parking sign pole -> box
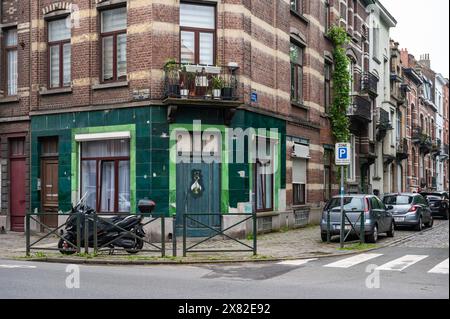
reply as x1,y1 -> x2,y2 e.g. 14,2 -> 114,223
340,166 -> 345,249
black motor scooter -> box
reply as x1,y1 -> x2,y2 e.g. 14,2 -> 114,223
58,195 -> 156,255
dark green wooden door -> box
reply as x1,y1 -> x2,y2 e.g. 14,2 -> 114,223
176,162 -> 221,237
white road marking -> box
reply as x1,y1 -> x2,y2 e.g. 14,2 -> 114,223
0,265 -> 37,269
278,258 -> 317,266
376,255 -> 428,272
428,258 -> 449,275
324,253 -> 383,268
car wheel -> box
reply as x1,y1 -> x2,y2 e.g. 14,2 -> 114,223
366,225 -> 378,243
415,217 -> 423,231
321,232 -> 328,242
387,221 -> 395,237
425,217 -> 433,228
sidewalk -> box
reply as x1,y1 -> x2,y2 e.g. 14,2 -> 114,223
0,223 -> 436,264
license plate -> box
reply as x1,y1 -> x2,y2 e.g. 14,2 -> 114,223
336,225 -> 352,230
394,217 -> 405,222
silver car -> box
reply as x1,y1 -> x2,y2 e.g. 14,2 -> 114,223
320,195 -> 395,243
382,193 -> 433,231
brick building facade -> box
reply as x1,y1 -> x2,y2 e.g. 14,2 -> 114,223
0,0 -> 447,234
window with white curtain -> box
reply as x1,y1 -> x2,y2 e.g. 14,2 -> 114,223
292,158 -> 307,205
254,137 -> 275,212
180,3 -> 215,65
48,17 -> 71,88
5,28 -> 18,95
81,139 -> 130,213
101,7 -> 127,82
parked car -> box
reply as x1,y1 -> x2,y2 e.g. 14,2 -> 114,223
420,191 -> 449,220
320,195 -> 395,244
382,193 -> 433,231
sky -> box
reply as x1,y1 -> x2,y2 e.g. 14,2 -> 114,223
381,0 -> 450,78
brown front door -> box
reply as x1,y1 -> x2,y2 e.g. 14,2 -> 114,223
40,138 -> 59,229
9,138 -> 26,232
41,159 -> 59,229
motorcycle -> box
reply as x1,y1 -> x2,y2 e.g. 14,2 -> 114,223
58,194 -> 156,255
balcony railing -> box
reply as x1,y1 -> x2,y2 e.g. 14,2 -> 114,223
163,63 -> 239,101
412,127 -> 432,154
376,108 -> 392,141
444,144 -> 449,156
361,72 -> 378,96
396,138 -> 409,160
432,138 -> 442,155
347,95 -> 371,123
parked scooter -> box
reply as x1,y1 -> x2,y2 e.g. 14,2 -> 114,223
58,194 -> 156,255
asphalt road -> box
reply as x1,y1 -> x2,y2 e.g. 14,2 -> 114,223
0,223 -> 448,299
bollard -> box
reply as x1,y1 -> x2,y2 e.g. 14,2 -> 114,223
26,214 -> 30,257
183,214 -> 187,257
172,215 -> 177,257
76,213 -> 81,253
360,211 -> 365,244
84,215 -> 89,254
327,211 -> 331,243
253,213 -> 257,256
161,215 -> 166,258
93,213 -> 98,254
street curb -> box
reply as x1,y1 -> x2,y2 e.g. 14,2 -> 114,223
9,222 -> 446,266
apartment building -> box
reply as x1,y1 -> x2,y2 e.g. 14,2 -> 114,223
0,1 -> 32,232
367,0 -> 397,195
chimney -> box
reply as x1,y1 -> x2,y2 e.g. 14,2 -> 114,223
419,53 -> 431,68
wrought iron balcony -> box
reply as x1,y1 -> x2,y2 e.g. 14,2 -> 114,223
376,108 -> 392,141
361,72 -> 379,96
347,95 -> 371,123
163,63 -> 240,102
431,138 -> 442,155
412,127 -> 432,154
396,138 -> 409,161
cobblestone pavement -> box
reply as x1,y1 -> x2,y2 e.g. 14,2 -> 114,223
396,219 -> 449,249
2,220 -> 443,261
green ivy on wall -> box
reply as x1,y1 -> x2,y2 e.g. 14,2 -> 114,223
327,26 -> 351,143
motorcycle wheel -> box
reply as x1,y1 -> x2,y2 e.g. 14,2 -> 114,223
58,237 -> 77,255
126,238 -> 144,255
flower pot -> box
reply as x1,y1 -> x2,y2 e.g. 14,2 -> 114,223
180,89 -> 189,98
167,84 -> 180,97
221,87 -> 233,100
213,89 -> 222,99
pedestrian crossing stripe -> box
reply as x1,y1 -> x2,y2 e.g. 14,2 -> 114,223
324,253 -> 383,268
428,258 -> 449,274
375,255 -> 429,272
278,259 -> 318,266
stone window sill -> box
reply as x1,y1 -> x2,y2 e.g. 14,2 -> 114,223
92,81 -> 129,90
0,96 -> 20,104
291,100 -> 309,110
291,10 -> 309,24
39,87 -> 73,96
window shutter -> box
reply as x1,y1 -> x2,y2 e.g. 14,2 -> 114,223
292,159 -> 307,184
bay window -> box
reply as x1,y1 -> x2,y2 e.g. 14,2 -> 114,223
48,18 -> 71,88
81,139 -> 130,213
101,7 -> 127,82
180,3 -> 215,65
5,28 -> 18,95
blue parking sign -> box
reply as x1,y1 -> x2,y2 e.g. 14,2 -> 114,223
335,143 -> 351,166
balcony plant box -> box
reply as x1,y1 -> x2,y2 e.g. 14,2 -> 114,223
165,59 -> 180,97
212,76 -> 224,100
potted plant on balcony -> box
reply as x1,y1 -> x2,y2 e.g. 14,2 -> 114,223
164,58 -> 180,97
179,66 -> 194,99
221,75 -> 234,100
211,75 -> 224,100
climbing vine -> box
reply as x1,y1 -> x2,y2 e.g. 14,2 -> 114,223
327,26 -> 351,143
